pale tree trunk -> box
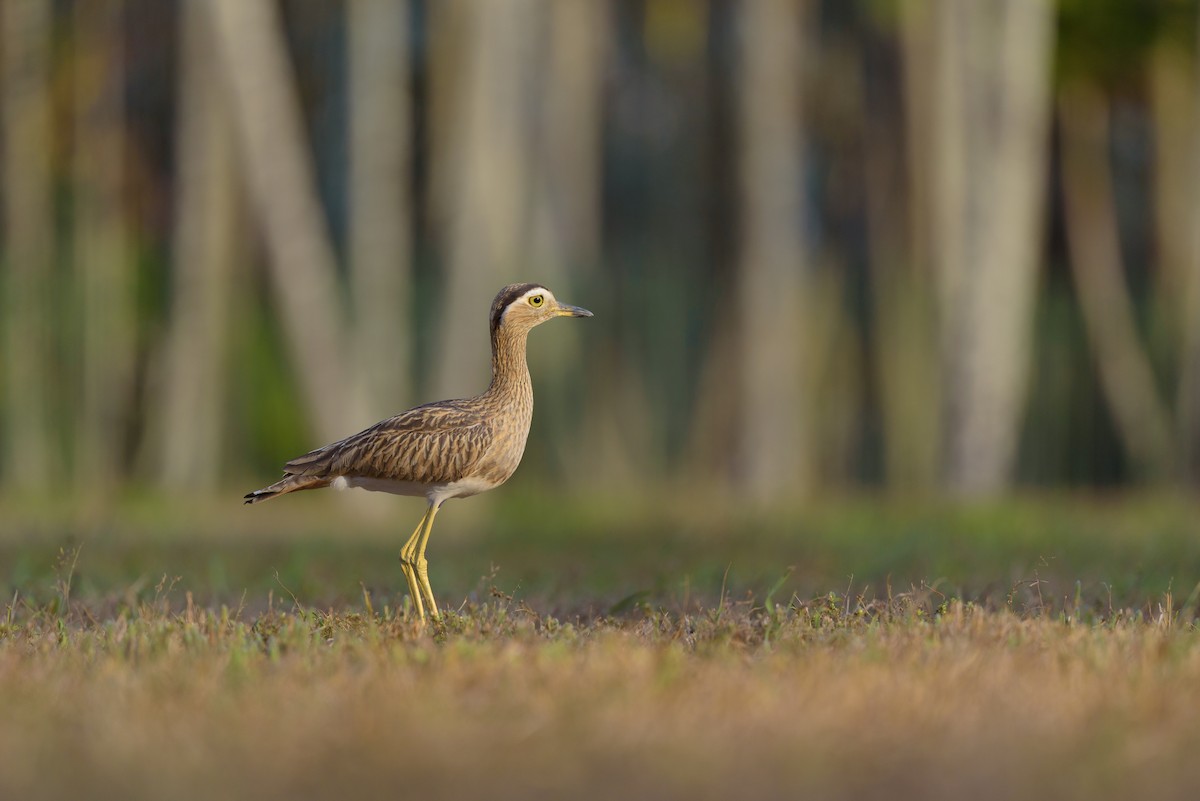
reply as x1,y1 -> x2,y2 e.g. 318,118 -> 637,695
528,0 -> 605,277
432,0 -> 538,400
1,0 -> 57,490
348,0 -> 412,420
898,3 -> 935,278
425,0 -> 467,232
1176,17 -> 1200,482
1148,43 -> 1194,333
1059,82 -> 1176,481
870,3 -> 940,492
73,0 -> 135,487
154,0 -> 239,491
928,0 -> 969,344
934,0 -> 1055,495
206,0 -> 354,444
527,0 -> 614,477
733,0 -> 811,502
871,271 -> 940,490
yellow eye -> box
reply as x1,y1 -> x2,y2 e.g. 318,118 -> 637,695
529,295 -> 544,308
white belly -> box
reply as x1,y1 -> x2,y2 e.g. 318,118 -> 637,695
332,474 -> 499,504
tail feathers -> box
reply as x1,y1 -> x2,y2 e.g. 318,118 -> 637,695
283,446 -> 333,476
243,474 -> 330,504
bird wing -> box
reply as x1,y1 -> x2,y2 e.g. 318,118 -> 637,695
282,400 -> 493,485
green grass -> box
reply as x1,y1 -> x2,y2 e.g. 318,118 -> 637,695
3,491 -> 1199,613
2,493 -> 1200,800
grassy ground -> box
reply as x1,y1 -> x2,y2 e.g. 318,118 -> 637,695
3,493 -> 1200,799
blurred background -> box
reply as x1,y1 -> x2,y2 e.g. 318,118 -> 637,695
2,0 -> 1200,511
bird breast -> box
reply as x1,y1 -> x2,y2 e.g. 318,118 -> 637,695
474,420 -> 532,487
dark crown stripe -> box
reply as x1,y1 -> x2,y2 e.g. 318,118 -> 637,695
489,282 -> 544,335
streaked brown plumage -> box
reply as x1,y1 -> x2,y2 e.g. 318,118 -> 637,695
244,283 -> 592,621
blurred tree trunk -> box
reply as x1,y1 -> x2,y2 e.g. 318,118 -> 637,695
930,0 -> 1055,495
1,0 -> 58,490
206,0 -> 354,444
348,0 -> 412,420
1176,19 -> 1200,482
73,0 -> 135,487
928,1 -> 967,355
528,0 -> 605,277
870,3 -> 940,492
732,0 -> 811,501
527,0 -> 613,477
1148,43 -> 1194,337
1059,82 -> 1175,481
432,0 -> 538,400
153,0 -> 238,491
1148,38 -> 1200,482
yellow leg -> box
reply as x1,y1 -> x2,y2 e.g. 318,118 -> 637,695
398,509 -> 429,621
415,502 -> 442,619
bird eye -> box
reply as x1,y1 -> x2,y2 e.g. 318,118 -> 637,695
529,295 -> 544,307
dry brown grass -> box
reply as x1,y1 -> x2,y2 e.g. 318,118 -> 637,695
4,589 -> 1200,801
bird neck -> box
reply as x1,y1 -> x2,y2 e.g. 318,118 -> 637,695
486,325 -> 531,399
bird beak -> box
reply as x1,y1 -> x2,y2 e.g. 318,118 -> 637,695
555,302 -> 593,318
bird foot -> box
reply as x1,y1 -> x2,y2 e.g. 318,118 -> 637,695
398,553 -> 425,622
416,558 -> 440,619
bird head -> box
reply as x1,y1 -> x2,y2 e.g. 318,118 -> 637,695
490,283 -> 593,337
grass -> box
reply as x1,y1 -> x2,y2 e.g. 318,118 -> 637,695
4,491 -> 1200,610
2,493 -> 1200,799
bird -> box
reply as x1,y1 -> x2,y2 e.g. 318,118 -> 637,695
244,283 -> 593,622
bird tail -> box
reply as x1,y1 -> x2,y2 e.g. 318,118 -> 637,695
243,474 -> 330,504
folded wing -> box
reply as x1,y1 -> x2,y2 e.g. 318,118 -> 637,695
284,401 -> 494,486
